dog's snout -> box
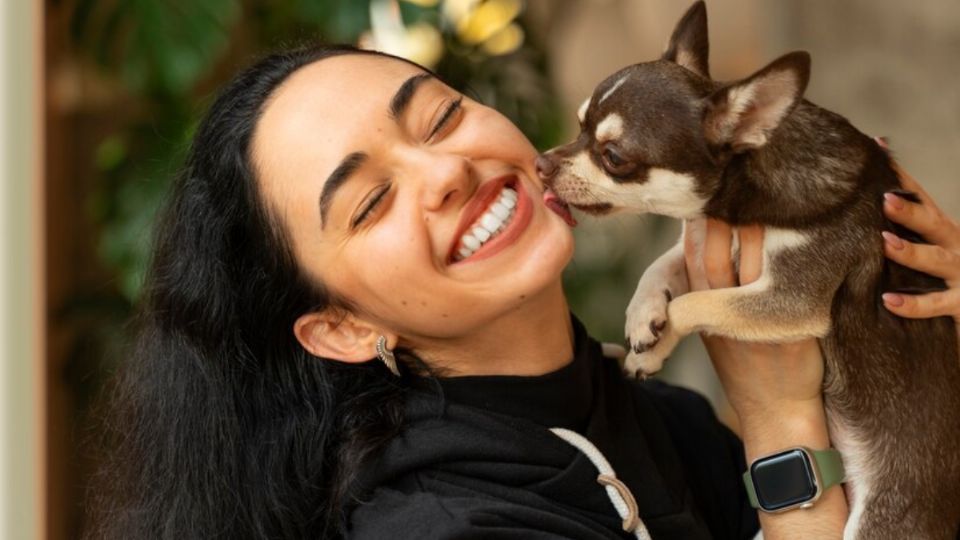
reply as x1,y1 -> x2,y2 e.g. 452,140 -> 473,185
536,154 -> 559,182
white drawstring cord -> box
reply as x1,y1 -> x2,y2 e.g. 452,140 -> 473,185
550,427 -> 652,540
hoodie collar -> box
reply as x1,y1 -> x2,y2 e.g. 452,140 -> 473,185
411,315 -> 599,432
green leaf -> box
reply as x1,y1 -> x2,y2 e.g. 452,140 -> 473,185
95,135 -> 127,171
71,0 -> 240,95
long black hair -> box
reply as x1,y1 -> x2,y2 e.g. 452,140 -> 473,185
87,45 -> 418,539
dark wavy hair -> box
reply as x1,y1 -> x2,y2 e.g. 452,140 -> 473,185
86,45 -> 422,539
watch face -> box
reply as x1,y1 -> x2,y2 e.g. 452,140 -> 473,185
751,449 -> 818,511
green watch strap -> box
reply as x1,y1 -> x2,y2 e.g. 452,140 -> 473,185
742,448 -> 845,509
744,470 -> 760,508
811,448 -> 846,490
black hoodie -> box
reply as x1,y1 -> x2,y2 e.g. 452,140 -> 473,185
348,317 -> 759,539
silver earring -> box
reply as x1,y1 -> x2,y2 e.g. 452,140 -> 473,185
376,335 -> 400,376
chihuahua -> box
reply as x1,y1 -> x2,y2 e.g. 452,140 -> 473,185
537,2 -> 960,538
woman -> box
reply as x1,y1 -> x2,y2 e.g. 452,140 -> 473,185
87,45 -> 960,539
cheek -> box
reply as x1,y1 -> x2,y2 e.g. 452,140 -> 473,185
461,107 -> 537,164
333,217 -> 440,311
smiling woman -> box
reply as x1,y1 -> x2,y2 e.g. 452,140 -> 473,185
85,43 -> 877,540
251,52 -> 577,376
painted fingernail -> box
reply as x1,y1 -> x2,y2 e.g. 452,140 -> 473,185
881,231 -> 904,249
884,192 -> 905,210
882,293 -> 904,307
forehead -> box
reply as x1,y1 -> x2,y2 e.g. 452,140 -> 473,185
582,62 -> 719,166
592,61 -> 707,115
265,53 -> 425,117
252,54 -> 427,195
587,62 -> 710,138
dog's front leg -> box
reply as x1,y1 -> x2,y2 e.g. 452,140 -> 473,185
625,280 -> 832,376
625,241 -> 688,362
623,219 -> 705,377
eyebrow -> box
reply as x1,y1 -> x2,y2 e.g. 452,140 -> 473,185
319,73 -> 434,228
319,151 -> 367,227
390,73 -> 432,120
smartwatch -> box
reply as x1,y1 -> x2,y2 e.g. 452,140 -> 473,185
742,447 -> 845,513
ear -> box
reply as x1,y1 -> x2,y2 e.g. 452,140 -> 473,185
703,51 -> 811,151
293,310 -> 393,363
662,1 -> 710,78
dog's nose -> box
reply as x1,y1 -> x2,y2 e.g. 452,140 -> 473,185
535,154 -> 558,181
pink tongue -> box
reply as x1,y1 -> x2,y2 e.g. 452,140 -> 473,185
543,190 -> 578,227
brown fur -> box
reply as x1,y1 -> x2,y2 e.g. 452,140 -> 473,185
538,3 -> 960,538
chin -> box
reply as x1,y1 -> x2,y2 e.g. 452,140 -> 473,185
514,221 -> 574,289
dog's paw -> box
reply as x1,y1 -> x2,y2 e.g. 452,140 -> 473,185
622,316 -> 681,380
622,347 -> 669,379
625,288 -> 671,354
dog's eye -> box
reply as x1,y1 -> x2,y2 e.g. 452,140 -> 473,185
601,147 -> 628,171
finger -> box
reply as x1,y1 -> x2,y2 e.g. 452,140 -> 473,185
888,158 -> 931,203
703,219 -> 736,289
882,288 -> 960,320
684,218 -> 710,291
882,231 -> 960,281
737,225 -> 764,285
877,145 -> 960,250
883,192 -> 960,251
875,137 -> 932,201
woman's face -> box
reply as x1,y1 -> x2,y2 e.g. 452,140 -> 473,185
253,54 -> 574,349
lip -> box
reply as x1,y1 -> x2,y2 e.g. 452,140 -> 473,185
570,202 -> 614,215
446,174 -> 532,265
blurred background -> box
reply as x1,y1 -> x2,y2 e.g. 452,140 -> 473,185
2,0 -> 958,538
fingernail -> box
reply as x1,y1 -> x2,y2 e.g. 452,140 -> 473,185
882,293 -> 904,307
881,231 -> 904,249
884,192 -> 905,210
875,136 -> 890,149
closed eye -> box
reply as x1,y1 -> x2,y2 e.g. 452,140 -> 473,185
351,182 -> 391,228
426,97 -> 463,142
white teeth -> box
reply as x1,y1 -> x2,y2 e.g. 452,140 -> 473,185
480,213 -> 502,232
490,202 -> 510,220
472,226 -> 491,242
453,184 -> 520,262
462,234 -> 481,251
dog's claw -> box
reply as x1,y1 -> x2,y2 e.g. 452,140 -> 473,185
630,320 -> 665,354
649,319 -> 666,339
632,340 -> 651,354
625,282 -> 673,378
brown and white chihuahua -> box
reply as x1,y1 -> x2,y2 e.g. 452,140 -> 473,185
537,2 -> 960,538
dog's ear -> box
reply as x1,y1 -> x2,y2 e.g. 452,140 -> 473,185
662,1 -> 710,78
703,51 -> 811,151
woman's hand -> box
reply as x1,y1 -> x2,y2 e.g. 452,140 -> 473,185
687,219 -> 847,539
879,155 -> 960,334
685,220 -> 824,429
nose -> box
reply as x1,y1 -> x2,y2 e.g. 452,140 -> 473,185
535,154 -> 558,183
417,151 -> 473,212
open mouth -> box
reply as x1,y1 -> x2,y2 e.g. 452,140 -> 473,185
452,184 -> 518,262
448,176 -> 529,265
570,202 -> 613,215
543,188 -> 577,226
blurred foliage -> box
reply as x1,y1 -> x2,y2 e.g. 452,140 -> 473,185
70,0 -> 565,305
71,0 -> 239,95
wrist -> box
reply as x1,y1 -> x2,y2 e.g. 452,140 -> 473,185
739,399 -> 847,538
737,397 -> 831,461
